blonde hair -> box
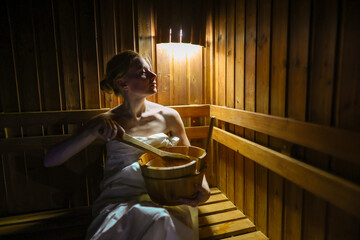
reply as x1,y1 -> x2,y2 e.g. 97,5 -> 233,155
100,50 -> 141,96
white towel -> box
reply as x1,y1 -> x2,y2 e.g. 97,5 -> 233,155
86,133 -> 198,240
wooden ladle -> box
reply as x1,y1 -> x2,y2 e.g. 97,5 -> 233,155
115,133 -> 198,164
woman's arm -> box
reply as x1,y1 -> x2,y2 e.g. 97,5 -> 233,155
44,115 -> 123,167
164,108 -> 210,206
165,108 -> 190,146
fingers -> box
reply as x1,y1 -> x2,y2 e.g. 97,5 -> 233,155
178,184 -> 211,207
113,121 -> 125,138
98,119 -> 124,142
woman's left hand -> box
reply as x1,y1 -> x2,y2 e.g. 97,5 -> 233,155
178,182 -> 210,207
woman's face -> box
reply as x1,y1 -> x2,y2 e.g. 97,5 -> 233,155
121,57 -> 157,97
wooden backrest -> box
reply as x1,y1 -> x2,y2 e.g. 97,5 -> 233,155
209,105 -> 360,218
0,105 -> 209,216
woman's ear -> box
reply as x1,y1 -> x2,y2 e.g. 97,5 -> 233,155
116,78 -> 128,91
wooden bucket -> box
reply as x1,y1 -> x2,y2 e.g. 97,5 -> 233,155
138,146 -> 206,178
143,169 -> 205,205
138,146 -> 207,205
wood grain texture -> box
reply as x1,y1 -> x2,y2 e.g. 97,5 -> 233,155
234,0 -> 245,212
210,105 -> 360,164
212,127 -> 360,218
254,0 -> 271,234
244,0 -> 256,223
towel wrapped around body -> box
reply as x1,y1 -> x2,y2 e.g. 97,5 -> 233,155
86,133 -> 199,240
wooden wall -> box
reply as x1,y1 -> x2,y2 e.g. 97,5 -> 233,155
1,0 -> 360,239
209,0 -> 360,239
0,0 -> 208,216
0,0 -> 153,216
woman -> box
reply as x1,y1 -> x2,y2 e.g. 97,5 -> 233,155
44,50 -> 210,240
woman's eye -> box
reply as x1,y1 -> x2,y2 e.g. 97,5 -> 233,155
140,69 -> 147,78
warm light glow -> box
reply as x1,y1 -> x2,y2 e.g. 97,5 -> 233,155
157,43 -> 201,60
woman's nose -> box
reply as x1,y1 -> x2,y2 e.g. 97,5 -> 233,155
147,70 -> 157,79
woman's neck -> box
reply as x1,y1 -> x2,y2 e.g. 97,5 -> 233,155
121,97 -> 147,119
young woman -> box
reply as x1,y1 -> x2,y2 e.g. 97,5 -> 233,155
44,50 -> 210,240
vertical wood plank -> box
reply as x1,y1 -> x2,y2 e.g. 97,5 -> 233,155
57,0 -> 81,111
32,0 -> 61,113
155,0 -> 171,44
283,0 -> 311,239
118,0 -> 135,51
303,0 -> 339,239
57,0 -> 88,207
189,46 -> 203,105
8,0 -> 40,113
137,0 -> 155,102
0,2 -> 17,215
213,0 -> 221,192
0,155 -> 7,215
331,0 -> 360,184
328,0 -> 360,239
226,0 -> 235,203
217,0 -> 227,196
6,0 -> 43,214
98,0 -> 118,108
78,0 -> 100,109
188,45 -> 203,148
45,0 -> 73,210
255,0 -> 271,234
156,45 -> 171,106
172,51 -> 187,105
203,0 -> 215,187
268,0 -> 289,239
204,0 -> 214,106
234,0 -> 245,212
218,0 -> 226,107
78,0 -> 102,205
244,0 -> 257,222
0,1 -> 18,114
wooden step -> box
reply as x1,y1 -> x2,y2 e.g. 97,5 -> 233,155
199,210 -> 246,227
220,231 -> 268,240
201,193 -> 228,205
210,187 -> 222,194
199,201 -> 237,216
199,218 -> 256,239
0,206 -> 92,237
199,188 -> 267,240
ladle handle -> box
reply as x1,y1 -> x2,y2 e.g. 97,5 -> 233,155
116,133 -> 192,161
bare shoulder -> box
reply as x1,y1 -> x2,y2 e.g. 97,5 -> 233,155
146,101 -> 179,118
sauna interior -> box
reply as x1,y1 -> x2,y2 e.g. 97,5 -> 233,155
0,0 -> 359,239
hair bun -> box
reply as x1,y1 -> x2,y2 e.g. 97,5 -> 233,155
100,78 -> 113,94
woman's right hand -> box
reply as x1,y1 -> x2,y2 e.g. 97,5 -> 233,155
44,115 -> 125,167
87,116 -> 125,142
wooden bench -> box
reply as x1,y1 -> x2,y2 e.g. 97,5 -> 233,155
0,188 -> 267,240
2,104 -> 358,239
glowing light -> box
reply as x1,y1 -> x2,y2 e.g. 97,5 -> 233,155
157,43 -> 201,60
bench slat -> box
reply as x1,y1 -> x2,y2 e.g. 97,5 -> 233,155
201,193 -> 228,205
0,206 -> 92,226
199,201 -> 237,216
220,231 -> 268,240
199,218 -> 256,240
199,210 -> 246,227
210,188 -> 222,194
